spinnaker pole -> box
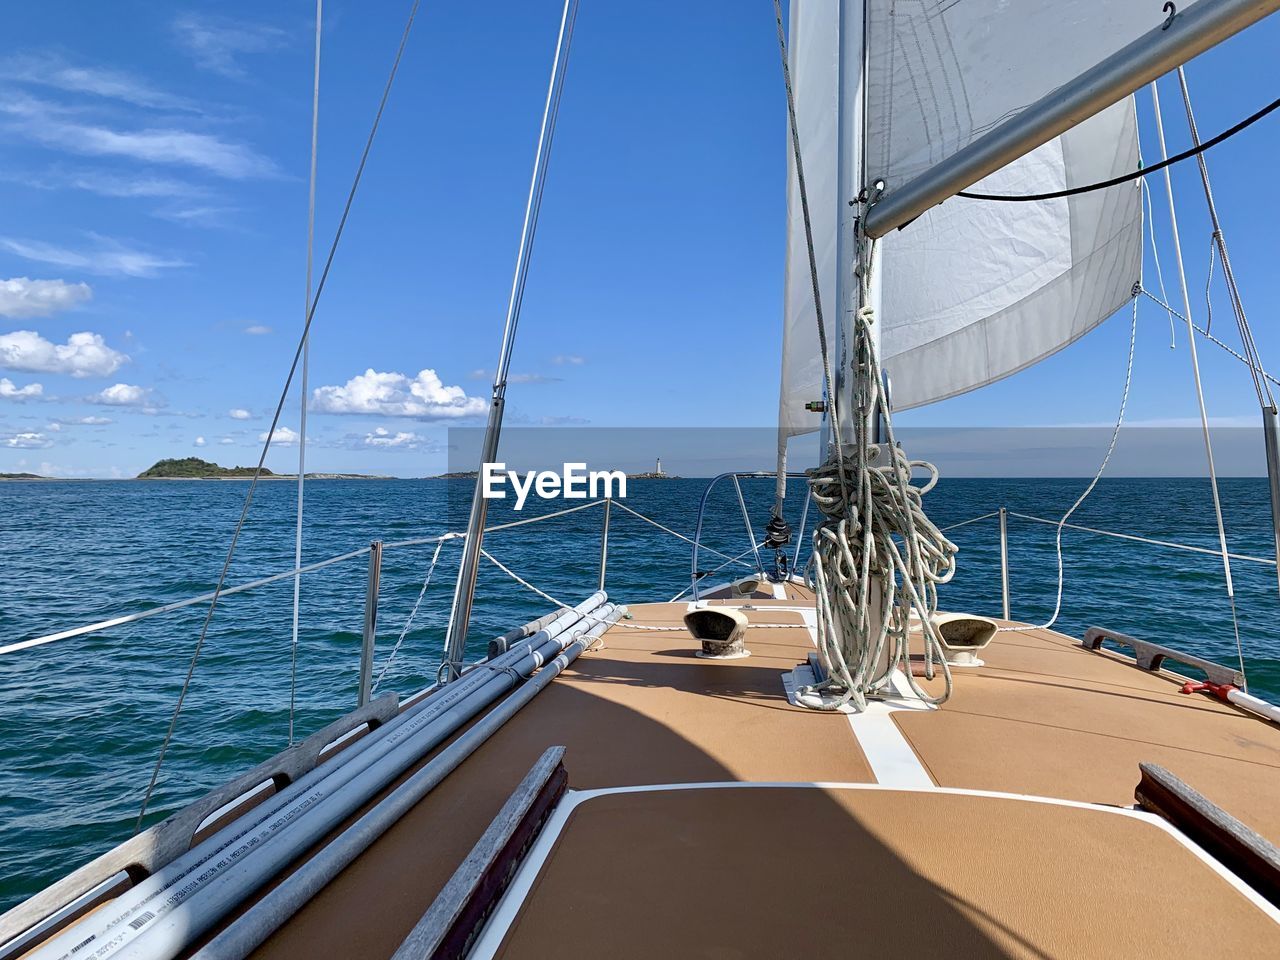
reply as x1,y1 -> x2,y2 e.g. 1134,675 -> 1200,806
442,0 -> 579,677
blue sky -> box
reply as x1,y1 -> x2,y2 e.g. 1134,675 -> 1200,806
1,2 -> 1278,478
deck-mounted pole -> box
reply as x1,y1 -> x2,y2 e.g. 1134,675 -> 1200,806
598,497 -> 611,592
999,508 -> 1011,621
358,540 -> 382,707
440,0 -> 578,679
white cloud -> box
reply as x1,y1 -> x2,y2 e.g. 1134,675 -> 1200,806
0,377 -> 42,399
0,96 -> 277,179
363,427 -> 421,449
4,431 -> 52,449
46,422 -> 61,431
194,435 -> 206,447
243,325 -> 271,335
0,277 -> 92,319
69,415 -> 112,425
12,169 -> 211,201
67,172 -> 206,199
0,236 -> 185,278
470,369 -> 560,384
312,369 -> 487,420
90,382 -> 150,406
259,425 -> 299,445
0,330 -> 127,377
228,408 -> 251,420
219,436 -> 234,445
0,53 -> 199,111
552,354 -> 586,366
172,13 -> 287,79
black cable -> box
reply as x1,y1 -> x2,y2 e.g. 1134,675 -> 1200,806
957,94 -> 1280,202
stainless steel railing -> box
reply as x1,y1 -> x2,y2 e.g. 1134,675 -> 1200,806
940,505 -> 1278,622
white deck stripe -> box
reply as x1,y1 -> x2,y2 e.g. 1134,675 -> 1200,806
843,705 -> 935,788
789,607 -> 935,788
468,781 -> 1280,958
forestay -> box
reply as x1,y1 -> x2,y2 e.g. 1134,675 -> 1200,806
777,0 -> 1143,432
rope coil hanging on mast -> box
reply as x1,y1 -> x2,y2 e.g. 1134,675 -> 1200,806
802,253 -> 959,712
771,0 -> 956,712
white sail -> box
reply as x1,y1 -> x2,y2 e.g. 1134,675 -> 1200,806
881,101 -> 1142,410
863,0 -> 1195,191
777,0 -> 1142,433
777,0 -> 840,441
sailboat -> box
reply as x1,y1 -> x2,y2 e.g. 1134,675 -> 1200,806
4,0 -> 1280,957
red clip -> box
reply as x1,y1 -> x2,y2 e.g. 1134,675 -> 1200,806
1180,679 -> 1238,702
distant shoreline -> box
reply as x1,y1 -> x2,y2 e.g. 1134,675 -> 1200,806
0,474 -> 394,482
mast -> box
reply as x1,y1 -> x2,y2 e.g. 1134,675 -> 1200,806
863,0 -> 1280,238
442,0 -> 578,677
832,0 -> 872,447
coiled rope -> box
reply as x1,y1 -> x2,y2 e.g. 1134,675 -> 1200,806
802,253 -> 959,712
771,4 -> 955,711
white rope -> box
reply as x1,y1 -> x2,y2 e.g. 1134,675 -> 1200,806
1142,178 -> 1178,349
804,241 -> 958,712
1151,79 -> 1248,691
290,0 -> 323,747
1001,296 -> 1138,634
371,539 -> 448,693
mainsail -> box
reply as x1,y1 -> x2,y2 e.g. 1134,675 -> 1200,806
777,0 -> 1143,433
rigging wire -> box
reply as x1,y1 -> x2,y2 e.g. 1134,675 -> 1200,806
955,93 -> 1280,202
290,0 -> 323,748
770,0 -> 844,517
371,539 -> 449,694
1177,66 -> 1274,411
134,0 -> 424,832
1138,287 -> 1280,391
1000,295 -> 1138,633
1150,78 -> 1249,692
442,0 -> 579,674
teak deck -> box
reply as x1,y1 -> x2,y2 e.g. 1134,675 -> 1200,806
224,583 -> 1280,959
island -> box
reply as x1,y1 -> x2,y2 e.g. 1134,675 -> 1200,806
0,472 -> 49,480
627,457 -> 678,480
138,458 -> 271,479
137,458 -> 390,480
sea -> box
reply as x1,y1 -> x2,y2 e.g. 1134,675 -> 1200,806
2,475 -> 1279,912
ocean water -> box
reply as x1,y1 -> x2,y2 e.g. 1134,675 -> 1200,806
1,475 -> 1278,911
